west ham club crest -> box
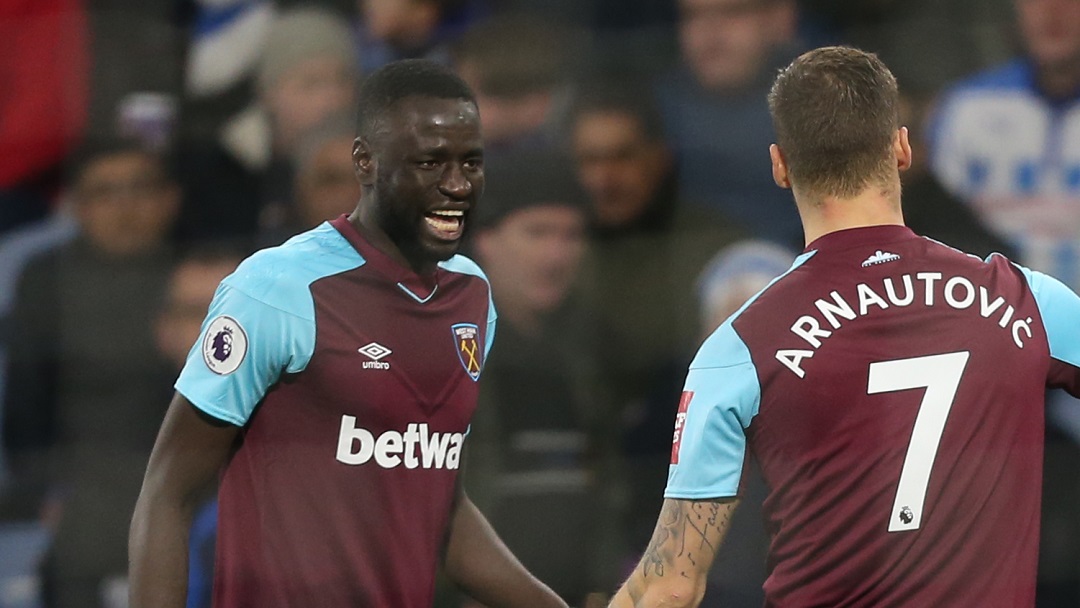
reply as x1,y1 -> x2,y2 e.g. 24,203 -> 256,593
451,323 -> 482,381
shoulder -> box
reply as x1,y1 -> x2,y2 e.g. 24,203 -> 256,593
1007,256 -> 1075,298
692,250 -> 815,370
223,223 -> 365,320
692,320 -> 754,371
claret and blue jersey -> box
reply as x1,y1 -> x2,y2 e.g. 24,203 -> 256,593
667,224 -> 1080,607
176,215 -> 496,607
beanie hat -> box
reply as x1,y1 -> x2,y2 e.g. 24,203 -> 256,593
257,8 -> 359,93
476,149 -> 588,228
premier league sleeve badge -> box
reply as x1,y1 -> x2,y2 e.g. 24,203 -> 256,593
202,315 -> 249,375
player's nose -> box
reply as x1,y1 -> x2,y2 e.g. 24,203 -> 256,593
439,163 -> 473,199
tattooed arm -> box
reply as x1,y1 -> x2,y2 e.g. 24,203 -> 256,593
609,497 -> 739,608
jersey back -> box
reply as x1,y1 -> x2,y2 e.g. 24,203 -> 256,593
667,225 -> 1080,607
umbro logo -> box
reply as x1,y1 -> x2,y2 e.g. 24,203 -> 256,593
861,250 -> 901,267
359,342 -> 392,370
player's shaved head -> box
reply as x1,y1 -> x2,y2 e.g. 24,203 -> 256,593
768,46 -> 900,200
355,59 -> 478,141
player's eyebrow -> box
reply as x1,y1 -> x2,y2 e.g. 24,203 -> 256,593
415,144 -> 483,159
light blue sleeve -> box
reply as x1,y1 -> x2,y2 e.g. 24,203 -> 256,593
1017,265 -> 1080,370
174,224 -> 363,426
175,281 -> 316,427
665,321 -> 761,500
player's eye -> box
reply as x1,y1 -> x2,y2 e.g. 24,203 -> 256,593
416,159 -> 439,170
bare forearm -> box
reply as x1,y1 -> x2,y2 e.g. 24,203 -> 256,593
608,498 -> 737,608
128,493 -> 196,608
129,396 -> 236,608
444,495 -> 567,608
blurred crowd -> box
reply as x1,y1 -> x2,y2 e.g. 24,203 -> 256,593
0,0 -> 1078,606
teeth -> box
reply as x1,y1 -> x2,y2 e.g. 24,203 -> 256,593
429,210 -> 464,217
425,214 -> 462,238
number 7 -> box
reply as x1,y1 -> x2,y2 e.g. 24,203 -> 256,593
867,351 -> 970,532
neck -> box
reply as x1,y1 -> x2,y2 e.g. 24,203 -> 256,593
349,207 -> 435,275
797,185 -> 905,247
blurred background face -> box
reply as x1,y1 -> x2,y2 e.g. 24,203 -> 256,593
73,151 -> 179,257
476,205 -> 586,316
573,110 -> 671,229
156,257 -> 240,369
678,0 -> 793,91
1017,0 -> 1080,72
266,56 -> 357,150
296,135 -> 361,227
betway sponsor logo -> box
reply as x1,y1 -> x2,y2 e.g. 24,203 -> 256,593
335,415 -> 464,469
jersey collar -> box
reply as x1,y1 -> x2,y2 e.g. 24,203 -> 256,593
330,215 -> 440,300
804,224 -> 917,254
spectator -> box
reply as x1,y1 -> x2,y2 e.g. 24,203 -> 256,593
466,151 -> 618,604
452,14 -> 580,152
176,7 -> 360,244
655,0 -> 804,247
566,81 -> 744,564
259,112 -> 361,246
2,138 -> 179,608
568,82 -> 743,422
928,0 -> 1080,289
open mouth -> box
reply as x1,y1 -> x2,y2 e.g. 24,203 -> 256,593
423,209 -> 465,241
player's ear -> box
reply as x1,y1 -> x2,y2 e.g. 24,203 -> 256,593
353,137 -> 376,186
770,144 -> 792,189
895,127 -> 913,173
